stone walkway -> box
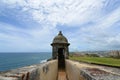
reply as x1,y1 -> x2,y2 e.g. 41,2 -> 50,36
58,70 -> 67,80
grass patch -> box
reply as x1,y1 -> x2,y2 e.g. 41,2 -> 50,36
70,56 -> 120,67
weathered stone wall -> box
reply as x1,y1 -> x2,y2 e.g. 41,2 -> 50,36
66,60 -> 120,80
0,60 -> 58,80
65,60 -> 85,80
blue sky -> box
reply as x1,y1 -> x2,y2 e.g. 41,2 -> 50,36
0,0 -> 120,52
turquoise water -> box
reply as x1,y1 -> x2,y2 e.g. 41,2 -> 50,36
0,52 -> 51,71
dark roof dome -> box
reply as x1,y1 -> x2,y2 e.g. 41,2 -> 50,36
52,31 -> 68,43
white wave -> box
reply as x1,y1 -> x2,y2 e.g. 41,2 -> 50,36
40,59 -> 47,63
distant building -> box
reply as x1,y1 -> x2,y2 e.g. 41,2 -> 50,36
109,50 -> 120,57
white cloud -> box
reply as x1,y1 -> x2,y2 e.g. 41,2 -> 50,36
0,22 -> 56,52
0,0 -> 120,51
29,0 -> 105,28
1,0 -> 105,26
80,6 -> 120,50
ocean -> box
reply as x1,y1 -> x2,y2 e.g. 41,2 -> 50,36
0,52 -> 51,71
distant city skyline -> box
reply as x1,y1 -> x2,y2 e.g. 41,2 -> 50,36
0,0 -> 120,52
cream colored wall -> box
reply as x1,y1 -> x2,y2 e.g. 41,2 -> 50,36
39,60 -> 58,80
66,60 -> 85,80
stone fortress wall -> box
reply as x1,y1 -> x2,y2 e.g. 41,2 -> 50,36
0,60 -> 58,80
66,60 -> 120,80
